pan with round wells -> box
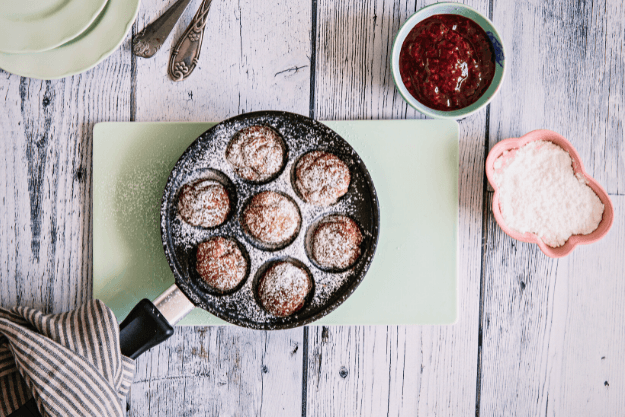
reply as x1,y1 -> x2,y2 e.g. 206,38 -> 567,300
118,111 -> 380,359
9,112 -> 380,417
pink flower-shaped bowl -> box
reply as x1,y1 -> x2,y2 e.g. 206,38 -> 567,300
485,129 -> 614,258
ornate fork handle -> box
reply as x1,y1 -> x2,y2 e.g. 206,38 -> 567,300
168,0 -> 213,81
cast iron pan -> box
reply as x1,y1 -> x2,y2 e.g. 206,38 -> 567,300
9,111 -> 380,417
161,110 -> 380,329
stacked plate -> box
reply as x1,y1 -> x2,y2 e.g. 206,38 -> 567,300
0,0 -> 141,79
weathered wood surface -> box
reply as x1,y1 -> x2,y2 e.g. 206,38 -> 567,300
129,0 -> 311,414
307,0 -> 488,415
480,195 -> 625,417
479,0 -> 625,415
130,327 -> 304,416
0,0 -> 624,415
489,0 -> 625,194
0,41 -> 132,313
313,0 -> 423,120
133,0 -> 312,121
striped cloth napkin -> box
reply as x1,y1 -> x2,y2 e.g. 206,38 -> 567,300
0,300 -> 135,417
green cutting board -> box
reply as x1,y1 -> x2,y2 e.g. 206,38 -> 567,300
93,120 -> 458,325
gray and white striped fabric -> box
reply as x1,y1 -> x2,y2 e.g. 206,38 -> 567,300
0,300 -> 135,417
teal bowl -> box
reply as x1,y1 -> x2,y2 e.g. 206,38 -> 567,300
391,3 -> 506,119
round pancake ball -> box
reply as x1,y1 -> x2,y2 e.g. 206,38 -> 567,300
294,151 -> 350,206
258,261 -> 311,317
242,191 -> 301,248
177,179 -> 230,228
225,125 -> 286,182
311,216 -> 363,270
196,237 -> 247,292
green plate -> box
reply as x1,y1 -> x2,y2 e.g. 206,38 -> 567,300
93,120 -> 458,325
0,0 -> 139,79
0,0 -> 108,53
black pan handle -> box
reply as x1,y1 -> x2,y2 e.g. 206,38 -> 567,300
121,285 -> 196,357
9,299 -> 176,417
119,298 -> 175,359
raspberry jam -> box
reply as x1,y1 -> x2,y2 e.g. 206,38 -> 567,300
399,14 -> 496,111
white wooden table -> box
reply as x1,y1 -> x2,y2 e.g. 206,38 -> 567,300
1,0 -> 624,415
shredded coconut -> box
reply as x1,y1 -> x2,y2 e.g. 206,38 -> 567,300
493,140 -> 604,247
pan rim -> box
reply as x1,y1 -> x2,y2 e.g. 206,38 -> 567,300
160,110 -> 380,330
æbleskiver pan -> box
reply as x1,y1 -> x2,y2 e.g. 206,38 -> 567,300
9,111 -> 379,417
122,110 -> 379,355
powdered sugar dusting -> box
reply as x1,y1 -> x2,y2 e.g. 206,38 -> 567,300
311,216 -> 363,270
196,237 -> 247,292
177,179 -> 230,228
258,261 -> 311,317
295,151 -> 351,206
242,191 -> 301,247
493,140 -> 604,247
160,112 -> 379,328
225,125 -> 286,182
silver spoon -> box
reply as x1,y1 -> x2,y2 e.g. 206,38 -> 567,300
133,0 -> 193,58
168,0 -> 213,81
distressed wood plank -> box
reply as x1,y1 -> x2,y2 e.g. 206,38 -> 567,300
314,0 -> 421,120
129,327 -> 303,416
129,0 -> 311,415
0,40 -> 132,313
480,0 -> 625,415
489,0 -> 625,194
1,1 -> 624,416
307,326 -> 422,415
134,0 -> 312,121
480,194 -> 625,416
308,0 -> 489,415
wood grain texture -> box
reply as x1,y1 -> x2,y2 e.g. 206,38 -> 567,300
479,195 -> 625,416
308,0 -> 489,415
480,0 -> 625,415
1,0 -> 624,416
0,40 -> 132,314
489,0 -> 625,194
313,0 -> 421,120
306,326 -> 422,416
133,0 -> 312,121
129,327 -> 304,416
128,0 -> 311,415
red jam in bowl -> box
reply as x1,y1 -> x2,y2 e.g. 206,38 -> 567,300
399,14 -> 496,111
